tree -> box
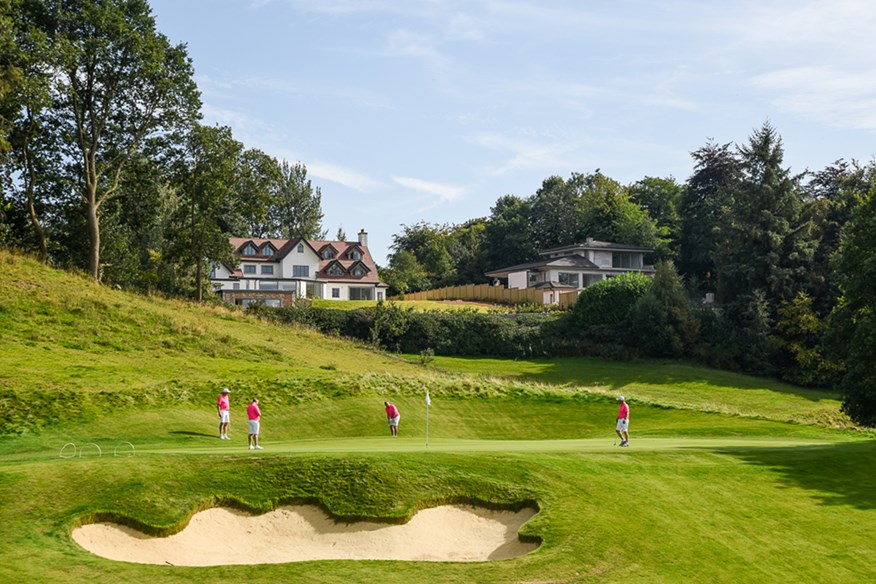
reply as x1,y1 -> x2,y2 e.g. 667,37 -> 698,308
529,175 -> 584,251
713,123 -> 814,310
268,160 -> 325,239
830,187 -> 876,425
165,124 -> 242,301
233,148 -> 283,238
629,176 -> 683,261
679,140 -> 739,294
629,261 -> 699,357
49,0 -> 200,281
573,171 -> 661,250
482,194 -> 536,271
382,249 -> 429,296
336,226 -> 347,241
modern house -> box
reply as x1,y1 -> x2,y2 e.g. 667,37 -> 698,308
485,238 -> 655,303
210,229 -> 388,307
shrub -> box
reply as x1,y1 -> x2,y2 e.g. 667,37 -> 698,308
572,272 -> 652,327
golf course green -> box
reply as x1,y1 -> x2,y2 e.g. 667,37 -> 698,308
1,251 -> 874,583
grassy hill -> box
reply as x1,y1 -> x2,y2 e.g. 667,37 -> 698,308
0,250 -> 874,584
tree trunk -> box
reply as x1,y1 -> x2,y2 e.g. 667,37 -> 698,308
26,195 -> 49,263
86,186 -> 101,282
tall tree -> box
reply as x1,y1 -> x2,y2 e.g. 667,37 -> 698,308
573,171 -> 661,250
628,176 -> 683,261
232,148 -> 283,238
268,160 -> 325,239
166,124 -> 241,302
679,141 -> 739,294
49,0 -> 200,281
714,123 -> 814,309
482,194 -> 536,271
830,186 -> 876,426
529,175 -> 583,250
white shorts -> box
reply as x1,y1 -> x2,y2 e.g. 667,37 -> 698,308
220,410 -> 230,424
388,416 -> 400,427
248,420 -> 260,435
616,418 -> 629,432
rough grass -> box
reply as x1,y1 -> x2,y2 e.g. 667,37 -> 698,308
1,250 -> 874,584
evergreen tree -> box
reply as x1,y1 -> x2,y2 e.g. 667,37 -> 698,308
714,123 -> 814,310
679,141 -> 739,295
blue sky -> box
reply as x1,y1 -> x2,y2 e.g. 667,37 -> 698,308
149,0 -> 876,264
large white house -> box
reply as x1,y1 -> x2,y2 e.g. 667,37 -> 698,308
211,229 -> 388,307
485,238 -> 655,301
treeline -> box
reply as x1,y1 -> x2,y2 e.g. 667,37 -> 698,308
0,0 -> 326,299
377,124 -> 876,426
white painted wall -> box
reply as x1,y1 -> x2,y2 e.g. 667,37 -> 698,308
508,271 -> 528,289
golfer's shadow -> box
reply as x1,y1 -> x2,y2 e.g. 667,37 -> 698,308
170,430 -> 215,438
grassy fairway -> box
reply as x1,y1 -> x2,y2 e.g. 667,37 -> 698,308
1,251 -> 874,583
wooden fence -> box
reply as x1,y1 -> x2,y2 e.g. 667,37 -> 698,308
393,283 -> 581,308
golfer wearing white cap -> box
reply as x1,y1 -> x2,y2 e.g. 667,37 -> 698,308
217,387 -> 231,440
616,395 -> 630,447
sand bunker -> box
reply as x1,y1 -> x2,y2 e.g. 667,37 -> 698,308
72,504 -> 539,565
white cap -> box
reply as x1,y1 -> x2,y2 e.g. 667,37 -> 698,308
616,395 -> 625,401
222,388 -> 231,394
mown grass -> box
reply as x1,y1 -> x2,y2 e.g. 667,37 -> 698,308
0,250 -> 874,584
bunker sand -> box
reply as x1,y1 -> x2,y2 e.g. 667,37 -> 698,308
73,504 -> 539,565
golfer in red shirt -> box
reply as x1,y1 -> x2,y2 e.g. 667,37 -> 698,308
616,395 -> 630,447
384,401 -> 400,437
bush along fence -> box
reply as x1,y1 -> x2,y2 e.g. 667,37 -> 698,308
394,283 -> 581,308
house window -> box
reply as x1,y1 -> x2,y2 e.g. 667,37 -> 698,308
261,265 -> 274,275
293,265 -> 309,277
297,243 -> 304,253
612,252 -> 642,269
352,266 -> 365,277
233,283 -> 240,290
327,264 -> 344,276
349,249 -> 362,260
332,288 -> 340,298
558,272 -> 580,288
243,265 -> 256,274
260,281 -> 278,290
262,246 -> 274,257
350,287 -> 373,300
242,243 -> 257,256
322,248 -> 336,259
528,272 -> 538,284
377,291 -> 384,301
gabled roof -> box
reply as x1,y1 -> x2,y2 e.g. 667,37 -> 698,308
226,236 -> 384,285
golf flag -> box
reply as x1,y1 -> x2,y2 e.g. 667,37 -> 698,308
426,391 -> 431,407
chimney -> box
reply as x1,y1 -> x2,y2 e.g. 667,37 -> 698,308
358,229 -> 368,248
585,237 -> 594,244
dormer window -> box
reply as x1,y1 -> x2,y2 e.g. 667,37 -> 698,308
242,243 -> 257,256
326,263 -> 344,277
352,266 -> 365,277
262,245 -> 274,257
322,248 -> 336,259
349,249 -> 362,261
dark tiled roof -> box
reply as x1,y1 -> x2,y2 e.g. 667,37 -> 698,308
485,254 -> 599,277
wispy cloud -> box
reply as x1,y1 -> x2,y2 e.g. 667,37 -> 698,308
750,66 -> 876,131
307,160 -> 383,193
392,176 -> 467,203
470,131 -> 585,175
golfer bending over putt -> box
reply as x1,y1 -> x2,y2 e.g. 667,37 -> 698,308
385,401 -> 400,437
616,395 -> 630,447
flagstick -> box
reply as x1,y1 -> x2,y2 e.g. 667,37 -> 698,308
425,399 -> 429,447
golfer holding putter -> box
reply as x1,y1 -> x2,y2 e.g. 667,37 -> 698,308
384,401 -> 400,437
616,395 -> 630,447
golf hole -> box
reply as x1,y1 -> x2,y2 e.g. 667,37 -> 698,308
73,504 -> 540,565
